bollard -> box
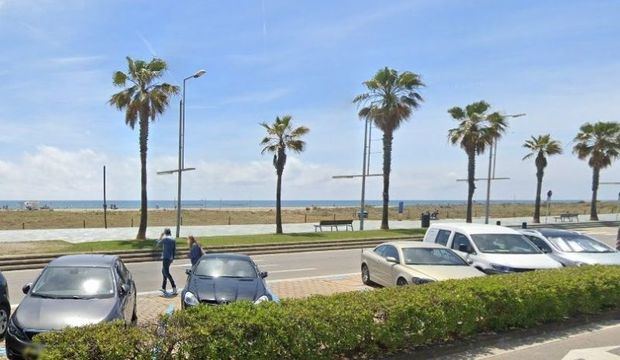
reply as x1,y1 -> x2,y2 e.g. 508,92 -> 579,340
22,222 -> 25,230
228,216 -> 231,225
496,220 -> 501,226
521,222 -> 527,229
131,218 -> 134,227
83,220 -> 86,228
333,213 -> 336,220
304,214 -> 307,223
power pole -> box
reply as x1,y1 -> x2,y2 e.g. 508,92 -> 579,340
103,165 -> 108,229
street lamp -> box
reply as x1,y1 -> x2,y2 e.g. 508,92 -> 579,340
158,69 -> 206,239
483,113 -> 526,224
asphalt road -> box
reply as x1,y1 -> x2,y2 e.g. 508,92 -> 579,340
2,226 -> 618,306
3,248 -> 363,305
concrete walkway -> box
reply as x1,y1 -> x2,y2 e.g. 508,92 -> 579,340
0,213 -> 618,244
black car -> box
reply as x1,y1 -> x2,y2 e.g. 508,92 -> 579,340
182,253 -> 277,308
1,270 -> 10,338
5,255 -> 137,360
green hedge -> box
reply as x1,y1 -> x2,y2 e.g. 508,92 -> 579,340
38,266 -> 620,359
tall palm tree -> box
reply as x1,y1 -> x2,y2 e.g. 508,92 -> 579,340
109,57 -> 179,240
522,134 -> 562,223
448,101 -> 507,223
353,67 -> 424,230
573,121 -> 620,221
260,115 -> 309,234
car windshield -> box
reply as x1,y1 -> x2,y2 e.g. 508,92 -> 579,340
403,248 -> 467,265
194,258 -> 257,278
471,234 -> 541,254
546,234 -> 614,253
31,266 -> 115,299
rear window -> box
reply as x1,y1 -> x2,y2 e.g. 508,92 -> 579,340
435,230 -> 451,246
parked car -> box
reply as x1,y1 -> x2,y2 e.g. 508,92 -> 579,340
182,253 -> 277,309
361,241 -> 485,287
519,228 -> 620,266
423,223 -> 563,274
5,255 -> 136,360
1,271 -> 10,339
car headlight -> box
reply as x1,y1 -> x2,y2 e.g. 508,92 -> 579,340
490,264 -> 514,273
254,295 -> 270,304
411,277 -> 434,285
8,317 -> 28,342
183,292 -> 199,306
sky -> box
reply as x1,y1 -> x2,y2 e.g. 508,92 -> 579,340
0,0 -> 619,202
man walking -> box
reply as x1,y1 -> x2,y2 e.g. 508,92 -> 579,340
157,228 -> 177,296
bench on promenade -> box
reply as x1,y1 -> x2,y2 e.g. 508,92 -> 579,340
314,219 -> 354,232
554,213 -> 579,222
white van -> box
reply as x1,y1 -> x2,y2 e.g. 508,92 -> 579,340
423,223 -> 562,274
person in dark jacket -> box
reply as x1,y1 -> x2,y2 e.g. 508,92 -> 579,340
157,228 -> 177,295
187,235 -> 204,266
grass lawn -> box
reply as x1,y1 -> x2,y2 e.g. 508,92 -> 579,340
2,228 -> 426,256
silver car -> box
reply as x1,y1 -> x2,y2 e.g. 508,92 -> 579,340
519,228 -> 620,266
361,241 -> 485,287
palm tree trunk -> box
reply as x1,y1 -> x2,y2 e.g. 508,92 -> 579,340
590,167 -> 600,221
137,114 -> 149,240
381,130 -> 393,230
616,226 -> 620,250
466,149 -> 476,223
275,170 -> 283,234
533,165 -> 544,223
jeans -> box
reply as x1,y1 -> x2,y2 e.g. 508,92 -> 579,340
162,258 -> 176,289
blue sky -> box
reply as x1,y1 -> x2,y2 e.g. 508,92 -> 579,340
0,0 -> 619,202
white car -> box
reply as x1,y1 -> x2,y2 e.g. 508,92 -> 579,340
361,241 -> 485,287
519,228 -> 620,266
423,223 -> 563,274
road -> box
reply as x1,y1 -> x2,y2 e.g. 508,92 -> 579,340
3,248 -> 363,305
3,226 -> 618,305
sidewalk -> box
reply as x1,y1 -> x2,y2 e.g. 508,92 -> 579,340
1,214 -> 617,244
137,274 -> 367,324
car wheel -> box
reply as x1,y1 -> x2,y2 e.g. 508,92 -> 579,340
397,277 -> 408,286
361,264 -> 372,285
0,303 -> 9,338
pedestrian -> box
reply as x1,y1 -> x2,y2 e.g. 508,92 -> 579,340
188,235 -> 204,266
156,228 -> 177,296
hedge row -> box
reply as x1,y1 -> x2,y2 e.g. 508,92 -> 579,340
38,266 -> 620,359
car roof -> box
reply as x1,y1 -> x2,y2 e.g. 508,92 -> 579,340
537,228 -> 581,237
428,222 -> 520,235
48,254 -> 119,267
200,253 -> 253,261
381,241 -> 448,249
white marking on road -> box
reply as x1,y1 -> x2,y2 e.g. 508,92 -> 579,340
267,272 -> 359,283
562,346 -> 620,359
267,267 -> 316,274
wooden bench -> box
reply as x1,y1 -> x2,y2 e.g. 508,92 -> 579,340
554,213 -> 579,222
314,219 -> 354,232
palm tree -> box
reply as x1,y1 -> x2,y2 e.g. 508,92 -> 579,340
522,134 -> 562,223
573,121 -> 620,221
448,101 -> 507,223
109,57 -> 179,240
260,115 -> 309,234
353,67 -> 424,230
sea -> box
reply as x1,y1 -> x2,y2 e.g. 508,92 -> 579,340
0,199 -> 590,210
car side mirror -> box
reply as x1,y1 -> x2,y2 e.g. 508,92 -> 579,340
458,244 -> 469,253
260,271 -> 268,278
466,258 -> 474,265
120,284 -> 130,295
539,247 -> 549,253
185,269 -> 192,275
386,256 -> 399,264
22,283 -> 32,294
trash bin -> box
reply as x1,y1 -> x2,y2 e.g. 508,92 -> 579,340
421,213 -> 431,228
